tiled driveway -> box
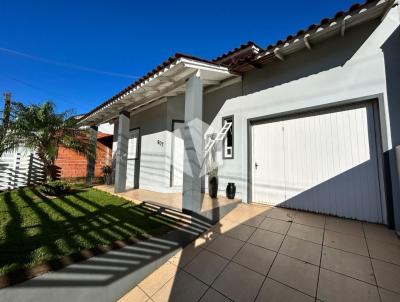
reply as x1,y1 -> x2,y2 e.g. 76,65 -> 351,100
119,204 -> 400,302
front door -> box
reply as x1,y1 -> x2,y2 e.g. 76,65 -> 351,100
126,128 -> 140,190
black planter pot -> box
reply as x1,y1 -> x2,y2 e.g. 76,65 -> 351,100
208,176 -> 218,198
226,182 -> 236,199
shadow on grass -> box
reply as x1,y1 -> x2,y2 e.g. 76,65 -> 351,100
0,186 -> 212,294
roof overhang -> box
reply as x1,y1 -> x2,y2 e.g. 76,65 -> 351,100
234,0 -> 396,71
79,57 -> 237,126
79,0 -> 396,126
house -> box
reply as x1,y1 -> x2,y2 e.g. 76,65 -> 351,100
79,0 -> 400,232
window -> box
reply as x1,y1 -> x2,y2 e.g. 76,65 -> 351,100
222,115 -> 234,159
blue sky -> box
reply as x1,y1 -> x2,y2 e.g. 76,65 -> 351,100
1,0 -> 357,114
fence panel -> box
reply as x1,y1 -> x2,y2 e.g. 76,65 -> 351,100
0,148 -> 45,191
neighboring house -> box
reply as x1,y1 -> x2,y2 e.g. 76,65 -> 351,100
54,131 -> 112,179
54,121 -> 113,179
79,0 -> 400,231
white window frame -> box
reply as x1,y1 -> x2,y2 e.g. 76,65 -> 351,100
222,115 -> 234,159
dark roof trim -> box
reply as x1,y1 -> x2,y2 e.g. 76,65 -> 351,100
213,41 -> 262,63
265,0 -> 378,51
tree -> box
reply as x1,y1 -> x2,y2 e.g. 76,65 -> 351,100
0,92 -> 21,157
13,101 -> 94,180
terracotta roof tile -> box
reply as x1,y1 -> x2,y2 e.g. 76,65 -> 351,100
231,0 -> 386,71
262,0 -> 380,51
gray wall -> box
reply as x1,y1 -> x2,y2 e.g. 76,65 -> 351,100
161,82 -> 245,196
167,95 -> 185,129
130,102 -> 167,135
203,81 -> 243,125
244,21 -> 378,95
202,82 -> 243,197
381,5 -> 400,229
129,103 -> 171,192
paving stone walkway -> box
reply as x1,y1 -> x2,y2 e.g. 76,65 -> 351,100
119,204 -> 400,302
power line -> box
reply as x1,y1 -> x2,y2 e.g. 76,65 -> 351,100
0,73 -> 80,106
0,74 -> 44,92
0,47 -> 139,79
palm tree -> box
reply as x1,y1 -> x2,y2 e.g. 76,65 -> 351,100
14,101 -> 94,180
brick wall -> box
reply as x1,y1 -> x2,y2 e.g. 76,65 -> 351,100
54,133 -> 112,179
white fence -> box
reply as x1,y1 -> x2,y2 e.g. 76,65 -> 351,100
0,148 -> 45,191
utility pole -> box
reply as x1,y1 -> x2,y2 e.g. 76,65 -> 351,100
0,92 -> 12,157
2,92 -> 12,131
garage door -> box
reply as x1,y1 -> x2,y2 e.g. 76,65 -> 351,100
251,103 -> 383,223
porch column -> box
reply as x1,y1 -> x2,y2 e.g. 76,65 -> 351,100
86,125 -> 98,186
183,72 -> 204,213
111,118 -> 118,184
114,111 -> 130,193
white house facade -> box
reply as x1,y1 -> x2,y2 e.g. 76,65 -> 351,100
79,0 -> 400,231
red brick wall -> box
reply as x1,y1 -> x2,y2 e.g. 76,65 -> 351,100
54,133 -> 112,179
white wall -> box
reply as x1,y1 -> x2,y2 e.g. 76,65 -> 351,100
98,122 -> 114,135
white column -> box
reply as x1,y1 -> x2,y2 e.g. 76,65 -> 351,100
114,111 -> 130,193
182,72 -> 204,213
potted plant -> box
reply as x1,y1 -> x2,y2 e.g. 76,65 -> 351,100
102,165 -> 112,185
208,167 -> 218,198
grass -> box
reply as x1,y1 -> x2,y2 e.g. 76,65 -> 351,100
0,184 -> 175,276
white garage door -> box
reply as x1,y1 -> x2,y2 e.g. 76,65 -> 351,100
251,104 -> 383,223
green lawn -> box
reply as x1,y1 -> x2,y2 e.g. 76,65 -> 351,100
0,185 -> 174,276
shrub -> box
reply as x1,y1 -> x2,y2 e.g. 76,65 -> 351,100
101,165 -> 112,175
42,181 -> 71,196
102,165 -> 112,185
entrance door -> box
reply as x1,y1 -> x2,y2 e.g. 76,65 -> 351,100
171,121 -> 185,187
251,103 -> 383,223
126,128 -> 140,190
252,120 -> 286,204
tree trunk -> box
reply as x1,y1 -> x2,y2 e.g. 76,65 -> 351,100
37,152 -> 53,182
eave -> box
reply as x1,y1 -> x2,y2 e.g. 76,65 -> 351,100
78,56 -> 238,126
